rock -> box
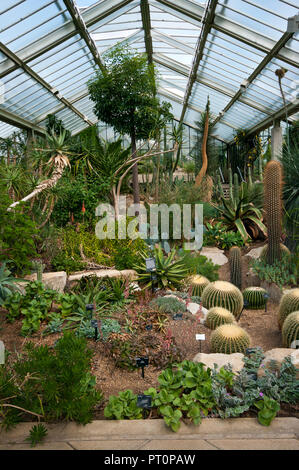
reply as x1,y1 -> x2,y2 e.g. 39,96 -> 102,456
200,247 -> 228,266
0,340 -> 4,365
245,268 -> 261,288
68,269 -> 137,288
257,348 -> 299,379
260,281 -> 282,304
24,271 -> 67,293
185,303 -> 208,324
193,352 -> 245,374
245,246 -> 265,260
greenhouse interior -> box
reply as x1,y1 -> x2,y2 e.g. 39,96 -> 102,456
0,0 -> 298,449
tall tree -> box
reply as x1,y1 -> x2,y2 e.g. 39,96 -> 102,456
88,45 -> 173,204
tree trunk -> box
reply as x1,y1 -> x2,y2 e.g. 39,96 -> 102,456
131,127 -> 140,205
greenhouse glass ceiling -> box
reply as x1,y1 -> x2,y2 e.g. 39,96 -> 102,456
0,0 -> 298,143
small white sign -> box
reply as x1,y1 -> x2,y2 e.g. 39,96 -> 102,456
0,340 -> 4,364
196,334 -> 205,341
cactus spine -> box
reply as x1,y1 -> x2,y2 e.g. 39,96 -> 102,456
229,246 -> 242,290
264,160 -> 283,265
205,307 -> 235,330
201,281 -> 244,318
211,324 -> 251,354
282,311 -> 299,348
190,275 -> 210,297
243,287 -> 268,309
278,288 -> 299,329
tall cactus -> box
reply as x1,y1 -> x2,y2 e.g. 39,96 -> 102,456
229,246 -> 242,290
233,173 -> 239,205
264,160 -> 283,265
228,167 -> 233,200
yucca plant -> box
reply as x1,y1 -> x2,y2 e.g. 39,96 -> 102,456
8,128 -> 75,210
134,245 -> 189,290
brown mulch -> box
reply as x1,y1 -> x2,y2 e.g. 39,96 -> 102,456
0,245 -> 296,420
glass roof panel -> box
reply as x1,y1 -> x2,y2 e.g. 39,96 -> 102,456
0,0 -> 72,53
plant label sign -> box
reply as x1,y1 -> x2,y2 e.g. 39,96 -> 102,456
195,334 -> 205,341
0,341 -> 4,364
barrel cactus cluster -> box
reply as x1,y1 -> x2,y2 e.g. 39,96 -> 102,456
210,324 -> 251,354
278,288 -> 299,329
242,287 -> 268,310
189,274 -> 210,297
282,311 -> 299,348
205,307 -> 235,330
201,281 -> 244,318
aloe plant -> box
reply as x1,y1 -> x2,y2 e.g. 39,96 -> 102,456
134,245 -> 188,290
215,181 -> 267,242
0,261 -> 25,305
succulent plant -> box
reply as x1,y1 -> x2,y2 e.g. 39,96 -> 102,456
278,288 -> 299,329
242,286 -> 268,309
282,311 -> 299,348
264,161 -> 283,265
201,281 -> 244,318
189,274 -> 210,297
205,307 -> 235,330
260,243 -> 290,262
211,324 -> 251,354
229,246 -> 242,290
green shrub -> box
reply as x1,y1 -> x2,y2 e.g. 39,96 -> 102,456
179,250 -> 219,281
0,332 -> 103,433
203,222 -> 245,250
150,296 -> 187,314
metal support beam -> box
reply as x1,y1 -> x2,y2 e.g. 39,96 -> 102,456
140,0 -> 153,63
213,31 -> 295,127
179,0 -> 218,123
153,53 -> 273,116
0,42 -> 95,127
0,0 -> 134,78
0,107 -> 46,136
243,99 -> 299,138
155,0 -> 299,67
63,0 -> 107,73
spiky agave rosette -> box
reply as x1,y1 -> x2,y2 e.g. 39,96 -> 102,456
278,288 -> 299,329
281,311 -> 299,347
211,324 -> 251,354
201,281 -> 244,318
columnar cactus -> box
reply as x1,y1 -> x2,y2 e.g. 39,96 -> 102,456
229,246 -> 242,290
278,288 -> 299,329
32,260 -> 45,282
205,307 -> 235,330
233,173 -> 239,204
210,324 -> 251,354
282,311 -> 299,348
189,275 -> 210,297
264,160 -> 283,265
201,281 -> 244,318
243,287 -> 268,309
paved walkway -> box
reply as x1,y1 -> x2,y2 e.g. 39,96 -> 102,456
0,418 -> 298,450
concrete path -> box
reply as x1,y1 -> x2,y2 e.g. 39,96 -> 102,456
0,418 -> 298,450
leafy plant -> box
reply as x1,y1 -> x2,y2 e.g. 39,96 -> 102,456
250,254 -> 297,289
178,249 -> 219,281
254,396 -> 280,426
104,390 -> 143,420
203,222 -> 245,250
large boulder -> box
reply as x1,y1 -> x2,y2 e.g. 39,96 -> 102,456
68,269 -> 137,288
20,271 -> 67,293
192,352 -> 245,374
257,348 -> 299,379
200,247 -> 228,266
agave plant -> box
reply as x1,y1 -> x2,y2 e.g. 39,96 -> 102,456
0,261 -> 26,305
134,245 -> 189,290
215,180 -> 267,242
